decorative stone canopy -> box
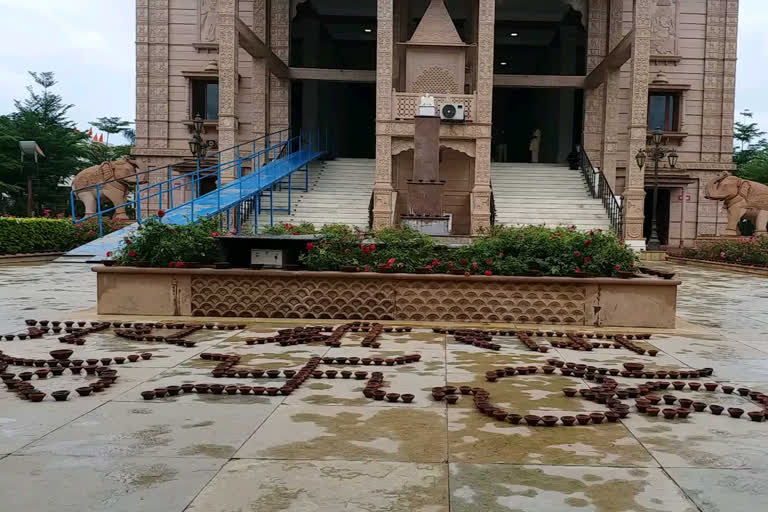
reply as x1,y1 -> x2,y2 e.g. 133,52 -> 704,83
406,0 -> 466,47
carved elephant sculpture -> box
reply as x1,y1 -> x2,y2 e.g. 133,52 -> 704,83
72,158 -> 144,220
705,174 -> 768,236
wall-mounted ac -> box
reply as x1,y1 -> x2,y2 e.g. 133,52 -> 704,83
440,103 -> 465,122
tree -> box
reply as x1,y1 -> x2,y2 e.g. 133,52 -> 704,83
90,116 -> 133,146
0,72 -> 88,216
733,110 -> 768,168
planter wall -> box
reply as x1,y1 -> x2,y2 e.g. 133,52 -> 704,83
94,267 -> 679,328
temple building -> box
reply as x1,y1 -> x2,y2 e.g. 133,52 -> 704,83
134,0 -> 739,248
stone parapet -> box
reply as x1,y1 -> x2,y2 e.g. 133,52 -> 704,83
95,267 -> 679,328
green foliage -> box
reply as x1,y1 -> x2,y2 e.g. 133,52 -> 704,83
261,222 -> 316,235
113,217 -> 221,267
0,217 -> 76,255
0,213 -> 124,255
683,236 -> 768,266
0,72 -> 88,216
89,116 -> 134,146
80,140 -> 133,168
301,224 -> 637,277
735,149 -> 768,185
734,110 -> 768,179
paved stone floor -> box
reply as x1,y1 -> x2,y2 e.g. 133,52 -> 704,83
0,261 -> 767,511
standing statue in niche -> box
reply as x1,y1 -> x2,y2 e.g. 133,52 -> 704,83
200,0 -> 218,42
529,128 -> 542,163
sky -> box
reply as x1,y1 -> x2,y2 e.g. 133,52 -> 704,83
0,0 -> 765,143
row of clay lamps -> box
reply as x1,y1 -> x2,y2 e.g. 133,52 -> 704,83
437,327 -> 652,340
449,329 -> 656,355
361,371 -> 416,403
454,330 -> 502,351
245,326 -> 336,347
140,356 -> 330,399
431,386 -> 461,404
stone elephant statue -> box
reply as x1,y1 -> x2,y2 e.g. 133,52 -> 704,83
705,173 -> 768,236
72,158 -> 144,220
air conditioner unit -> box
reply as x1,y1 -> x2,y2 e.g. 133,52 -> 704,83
440,103 -> 465,121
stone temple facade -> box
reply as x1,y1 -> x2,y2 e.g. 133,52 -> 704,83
134,0 -> 739,248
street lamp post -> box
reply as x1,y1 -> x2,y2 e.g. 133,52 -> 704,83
19,141 -> 45,217
636,129 -> 679,251
188,114 -> 208,170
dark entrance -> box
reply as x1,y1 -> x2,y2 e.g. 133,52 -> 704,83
491,87 -> 583,163
643,188 -> 671,246
291,80 -> 375,159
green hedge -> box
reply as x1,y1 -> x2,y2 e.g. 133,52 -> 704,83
0,216 -> 124,255
0,218 -> 77,255
683,236 -> 768,266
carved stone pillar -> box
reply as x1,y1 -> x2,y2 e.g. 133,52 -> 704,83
601,0 -> 623,189
372,0 -> 394,230
584,0 -> 607,167
135,0 -> 150,150
217,0 -> 239,171
269,0 -> 290,135
623,0 -> 652,247
470,0 -> 494,234
250,0 -> 267,151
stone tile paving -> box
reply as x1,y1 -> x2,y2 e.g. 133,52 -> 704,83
0,261 -> 766,510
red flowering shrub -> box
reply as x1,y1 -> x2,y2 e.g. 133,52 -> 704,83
683,236 -> 768,266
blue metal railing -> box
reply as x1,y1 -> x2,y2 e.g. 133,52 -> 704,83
71,127 -> 329,237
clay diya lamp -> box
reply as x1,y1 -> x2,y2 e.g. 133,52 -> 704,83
251,369 -> 266,378
663,395 -> 677,405
542,365 -> 555,375
50,367 -> 65,376
558,415 -> 575,427
493,368 -> 506,378
445,394 -> 459,405
222,385 -> 237,395
457,385 -> 472,395
177,383 -> 193,393
721,385 -> 735,395
560,368 -> 574,377
575,414 -> 591,425
348,357 -> 361,365
502,413 -> 520,425
373,389 -> 386,401
626,388 -> 639,398
340,370 -> 353,379
396,393 -> 413,403
748,411 -> 765,422
485,372 -> 497,383
748,390 -> 762,401
702,382 -> 718,392
141,390 -> 155,400
266,370 -> 281,378
18,372 -> 33,381
325,370 -> 338,379
194,384 -> 210,394
50,390 -> 70,402
524,414 -> 541,426
587,412 -> 604,424
354,371 -> 368,380
251,386 -> 265,395
140,353 -> 152,360
384,358 -> 395,367
688,382 -> 702,391
675,408 -> 691,419
28,391 -> 46,402
444,386 -> 457,395
709,404 -> 724,415
278,386 -> 293,396
154,388 -> 168,398
265,386 -> 281,396
562,388 -> 577,398
432,390 -> 445,401
635,399 -> 650,413
645,406 -> 660,417
74,386 -> 92,397
678,398 -> 694,409
728,407 -> 744,418
604,411 -> 620,423
688,401 -> 706,412
539,415 -> 557,427
127,355 -> 140,363
672,381 -> 686,391
164,385 -> 181,396
385,392 -> 401,403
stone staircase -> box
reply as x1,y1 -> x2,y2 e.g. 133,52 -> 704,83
244,158 -> 375,232
491,163 -> 612,231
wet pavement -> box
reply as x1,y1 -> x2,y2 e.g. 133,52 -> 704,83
0,261 -> 767,511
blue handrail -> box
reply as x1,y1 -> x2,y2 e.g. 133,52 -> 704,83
71,127 -> 330,237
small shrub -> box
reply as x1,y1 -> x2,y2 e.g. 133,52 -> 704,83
262,222 -> 316,235
112,217 -> 221,267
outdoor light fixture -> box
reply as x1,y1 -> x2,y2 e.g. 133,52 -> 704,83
635,149 -> 647,169
364,28 -> 372,33
642,129 -> 678,250
193,114 -> 205,136
652,128 -> 664,146
668,151 -> 679,168
500,61 -> 508,66
189,114 -> 208,169
510,32 -> 519,37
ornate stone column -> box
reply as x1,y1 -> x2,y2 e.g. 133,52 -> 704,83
470,0 -> 495,234
250,0 -> 267,151
623,0 -> 652,248
269,0 -> 290,135
584,0 -> 607,167
372,0 -> 394,230
217,0 -> 239,170
600,0 -> 623,189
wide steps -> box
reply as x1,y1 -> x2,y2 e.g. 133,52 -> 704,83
491,163 -> 612,231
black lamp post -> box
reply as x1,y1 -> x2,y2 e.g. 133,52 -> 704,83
188,114 -> 208,169
636,129 -> 679,251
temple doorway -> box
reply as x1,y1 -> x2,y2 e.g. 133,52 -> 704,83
644,188 -> 671,246
491,87 -> 583,164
